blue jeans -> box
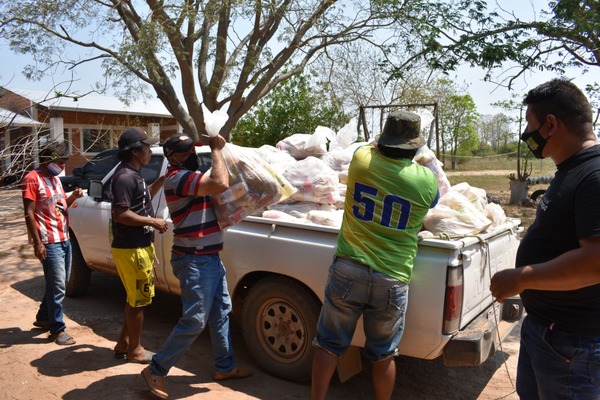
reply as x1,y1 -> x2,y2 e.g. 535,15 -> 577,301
36,241 -> 72,335
517,315 -> 600,399
313,256 -> 409,362
150,253 -> 235,376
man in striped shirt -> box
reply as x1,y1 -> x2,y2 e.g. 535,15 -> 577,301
22,141 -> 83,345
142,133 -> 251,399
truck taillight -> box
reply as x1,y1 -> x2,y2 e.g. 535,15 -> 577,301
443,266 -> 463,335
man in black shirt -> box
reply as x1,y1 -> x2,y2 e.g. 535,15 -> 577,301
491,79 -> 600,399
111,127 -> 168,363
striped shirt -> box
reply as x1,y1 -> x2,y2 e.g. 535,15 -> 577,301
21,169 -> 69,244
164,166 -> 223,255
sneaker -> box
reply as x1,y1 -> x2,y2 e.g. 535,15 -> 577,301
213,367 -> 252,381
141,366 -> 168,399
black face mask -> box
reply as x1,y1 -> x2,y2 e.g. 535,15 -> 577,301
181,153 -> 200,172
520,123 -> 547,159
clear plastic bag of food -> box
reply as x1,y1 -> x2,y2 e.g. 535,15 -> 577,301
423,191 -> 492,235
282,156 -> 340,204
212,144 -> 296,228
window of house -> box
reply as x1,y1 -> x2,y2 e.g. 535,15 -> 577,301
82,128 -> 112,153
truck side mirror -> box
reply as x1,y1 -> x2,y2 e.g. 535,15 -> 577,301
88,180 -> 104,202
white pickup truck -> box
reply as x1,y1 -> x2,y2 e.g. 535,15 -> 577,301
66,146 -> 524,382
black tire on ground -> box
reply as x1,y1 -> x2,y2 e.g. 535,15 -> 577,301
530,189 -> 546,202
242,276 -> 321,383
66,236 -> 91,297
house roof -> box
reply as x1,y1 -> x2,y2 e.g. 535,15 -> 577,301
0,107 -> 45,128
5,88 -> 173,118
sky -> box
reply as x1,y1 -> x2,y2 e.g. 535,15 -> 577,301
0,0 -> 596,119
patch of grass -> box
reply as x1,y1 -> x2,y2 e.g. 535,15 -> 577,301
447,175 -> 511,192
446,156 -> 555,176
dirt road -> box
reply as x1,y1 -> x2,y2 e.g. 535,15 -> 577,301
0,189 -> 519,399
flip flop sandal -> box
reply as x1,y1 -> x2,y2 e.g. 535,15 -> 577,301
114,352 -> 127,359
128,350 -> 155,364
49,331 -> 76,346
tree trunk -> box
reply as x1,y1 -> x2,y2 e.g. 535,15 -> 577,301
509,179 -> 529,205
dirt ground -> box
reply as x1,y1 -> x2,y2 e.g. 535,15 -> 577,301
0,188 -> 523,400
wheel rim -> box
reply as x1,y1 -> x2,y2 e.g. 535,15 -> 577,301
255,298 -> 309,364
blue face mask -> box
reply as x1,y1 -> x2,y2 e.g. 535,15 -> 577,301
520,122 -> 547,159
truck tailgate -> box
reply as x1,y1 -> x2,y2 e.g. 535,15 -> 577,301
396,219 -> 521,360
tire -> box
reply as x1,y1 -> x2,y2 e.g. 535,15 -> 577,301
66,236 -> 91,297
530,189 -> 546,202
242,276 -> 321,383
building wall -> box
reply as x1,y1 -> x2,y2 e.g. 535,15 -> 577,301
52,110 -> 177,172
1,89 -> 178,174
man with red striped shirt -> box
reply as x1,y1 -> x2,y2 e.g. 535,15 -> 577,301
142,133 -> 251,399
22,141 -> 83,345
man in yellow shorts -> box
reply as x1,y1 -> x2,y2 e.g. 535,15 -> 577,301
111,246 -> 156,307
110,127 -> 168,363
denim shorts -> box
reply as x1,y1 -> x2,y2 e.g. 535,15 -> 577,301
313,256 -> 409,362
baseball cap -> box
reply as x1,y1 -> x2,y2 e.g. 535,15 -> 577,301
117,127 -> 159,151
376,110 -> 425,150
162,134 -> 199,157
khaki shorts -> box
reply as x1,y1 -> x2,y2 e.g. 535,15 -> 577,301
111,245 -> 156,307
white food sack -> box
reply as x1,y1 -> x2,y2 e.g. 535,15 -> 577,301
307,209 -> 344,227
329,118 -> 358,151
485,203 -> 507,228
268,202 -> 335,220
283,156 -> 340,204
414,145 -> 451,196
276,133 -> 327,160
423,191 -> 492,235
451,182 -> 488,211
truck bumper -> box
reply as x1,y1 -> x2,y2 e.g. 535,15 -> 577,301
442,297 -> 523,367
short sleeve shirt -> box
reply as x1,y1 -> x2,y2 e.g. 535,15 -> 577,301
164,166 -> 223,254
336,145 -> 439,283
21,169 -> 69,244
516,144 -> 600,334
110,163 -> 154,249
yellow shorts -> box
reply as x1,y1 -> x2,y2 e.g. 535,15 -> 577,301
111,245 -> 156,307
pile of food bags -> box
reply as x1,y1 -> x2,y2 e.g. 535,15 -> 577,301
208,107 -> 508,236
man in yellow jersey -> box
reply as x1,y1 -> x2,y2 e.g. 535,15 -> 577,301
311,111 -> 439,400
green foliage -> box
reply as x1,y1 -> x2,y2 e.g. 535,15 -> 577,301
439,93 -> 479,167
231,74 -> 349,147
388,0 -> 599,87
497,141 -> 520,157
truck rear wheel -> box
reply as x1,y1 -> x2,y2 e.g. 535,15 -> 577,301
242,276 -> 321,383
66,236 -> 91,298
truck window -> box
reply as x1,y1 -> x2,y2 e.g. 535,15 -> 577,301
98,155 -> 164,202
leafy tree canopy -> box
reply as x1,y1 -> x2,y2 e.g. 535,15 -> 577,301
231,73 -> 348,147
386,0 -> 599,90
0,0 -> 419,140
